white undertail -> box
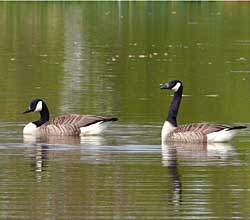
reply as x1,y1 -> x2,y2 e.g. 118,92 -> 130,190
207,128 -> 239,143
80,121 -> 111,136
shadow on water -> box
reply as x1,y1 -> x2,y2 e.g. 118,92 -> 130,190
161,142 -> 236,206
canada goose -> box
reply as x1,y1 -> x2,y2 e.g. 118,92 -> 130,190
160,80 -> 246,143
23,99 -> 118,136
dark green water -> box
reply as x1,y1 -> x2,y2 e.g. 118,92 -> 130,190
0,2 -> 250,219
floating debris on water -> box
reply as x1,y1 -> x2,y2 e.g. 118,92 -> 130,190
237,57 -> 247,61
138,55 -> 147,58
128,55 -> 136,58
205,94 -> 219,97
40,54 -> 48,57
129,42 -> 137,46
153,52 -> 158,55
164,52 -> 168,56
171,94 -> 191,97
111,57 -> 116,61
231,70 -> 250,73
10,58 -> 15,61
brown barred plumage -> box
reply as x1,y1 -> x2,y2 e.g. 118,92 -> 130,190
172,123 -> 229,134
166,123 -> 230,143
37,114 -> 117,136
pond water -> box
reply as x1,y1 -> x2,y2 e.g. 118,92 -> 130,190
0,2 -> 250,219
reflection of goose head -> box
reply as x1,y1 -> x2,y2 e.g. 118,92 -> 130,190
27,144 -> 49,182
161,142 -> 234,167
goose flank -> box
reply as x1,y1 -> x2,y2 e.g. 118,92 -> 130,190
23,99 -> 118,136
160,80 -> 246,143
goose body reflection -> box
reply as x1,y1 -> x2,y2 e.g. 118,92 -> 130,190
161,142 -> 235,167
23,134 -> 107,146
161,142 -> 236,207
160,80 -> 246,143
23,99 -> 118,136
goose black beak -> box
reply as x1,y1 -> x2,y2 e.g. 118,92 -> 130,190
160,83 -> 170,90
22,109 -> 32,114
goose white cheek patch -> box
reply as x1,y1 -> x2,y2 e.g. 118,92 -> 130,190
172,82 -> 181,92
34,101 -> 43,112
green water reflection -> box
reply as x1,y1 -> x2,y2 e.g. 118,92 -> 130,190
0,2 -> 250,219
0,2 -> 249,125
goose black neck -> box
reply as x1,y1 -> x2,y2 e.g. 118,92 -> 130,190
33,104 -> 50,127
167,86 -> 183,127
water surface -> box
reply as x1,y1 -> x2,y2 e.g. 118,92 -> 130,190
0,2 -> 250,219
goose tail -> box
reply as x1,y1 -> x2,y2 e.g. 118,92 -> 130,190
227,125 -> 247,131
104,117 -> 118,122
80,116 -> 118,136
207,125 -> 246,143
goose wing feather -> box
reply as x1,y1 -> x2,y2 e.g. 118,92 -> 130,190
172,123 -> 229,135
51,114 -> 115,127
167,123 -> 229,143
38,114 -> 116,136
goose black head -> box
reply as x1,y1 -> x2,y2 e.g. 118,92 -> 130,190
160,80 -> 182,92
23,99 -> 45,114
